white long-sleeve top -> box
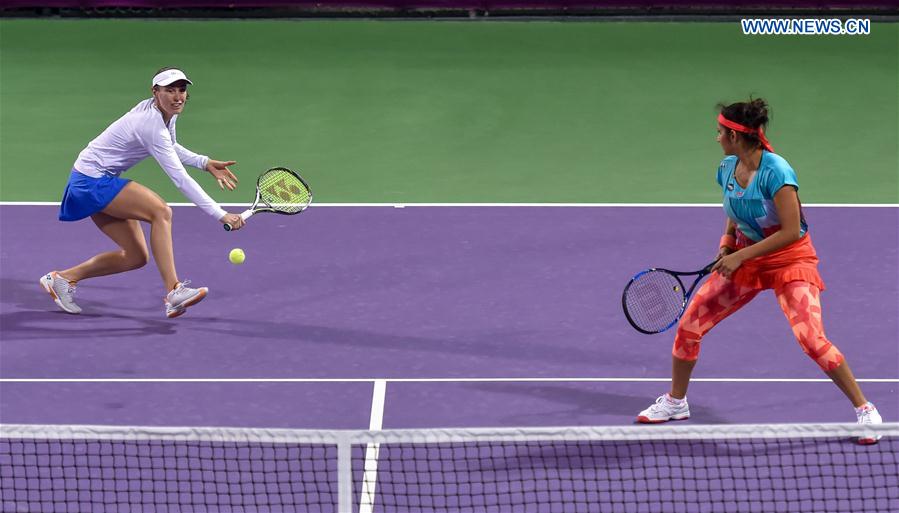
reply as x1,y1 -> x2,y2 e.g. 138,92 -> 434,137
73,98 -> 226,220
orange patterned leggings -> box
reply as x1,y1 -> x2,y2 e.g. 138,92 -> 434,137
672,274 -> 844,372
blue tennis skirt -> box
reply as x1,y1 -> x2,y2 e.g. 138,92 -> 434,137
58,169 -> 131,221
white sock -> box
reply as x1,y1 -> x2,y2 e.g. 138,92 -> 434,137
666,394 -> 686,405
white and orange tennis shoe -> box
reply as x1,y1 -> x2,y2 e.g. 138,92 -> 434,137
637,394 -> 691,423
856,402 -> 882,445
39,271 -> 81,314
164,280 -> 207,318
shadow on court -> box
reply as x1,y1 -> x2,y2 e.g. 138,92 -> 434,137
467,383 -> 730,425
0,278 -> 177,338
193,317 -> 650,370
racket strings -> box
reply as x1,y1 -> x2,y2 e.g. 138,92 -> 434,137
624,271 -> 686,333
258,169 -> 311,214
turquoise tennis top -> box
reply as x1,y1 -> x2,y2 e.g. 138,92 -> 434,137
716,151 -> 807,243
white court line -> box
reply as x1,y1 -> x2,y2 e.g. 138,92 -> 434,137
1,202 -> 896,208
2,377 -> 896,383
359,380 -> 386,513
368,380 -> 387,429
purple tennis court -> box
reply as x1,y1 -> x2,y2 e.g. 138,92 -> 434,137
1,204 -> 897,423
1,205 -> 897,512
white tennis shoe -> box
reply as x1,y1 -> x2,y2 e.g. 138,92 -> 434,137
40,271 -> 81,314
164,280 -> 207,319
637,394 -> 691,423
856,402 -> 882,445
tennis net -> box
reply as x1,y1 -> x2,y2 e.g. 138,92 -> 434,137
2,422 -> 897,512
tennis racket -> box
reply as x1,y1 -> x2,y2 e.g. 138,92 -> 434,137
224,167 -> 312,231
622,261 -> 717,335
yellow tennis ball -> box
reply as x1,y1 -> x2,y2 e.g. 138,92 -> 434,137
229,248 -> 245,265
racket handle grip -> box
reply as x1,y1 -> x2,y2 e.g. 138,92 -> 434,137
223,209 -> 255,231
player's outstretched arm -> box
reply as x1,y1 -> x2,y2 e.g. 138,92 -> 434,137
206,159 -> 239,190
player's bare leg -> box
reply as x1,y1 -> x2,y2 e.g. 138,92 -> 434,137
99,181 -> 207,317
825,360 -> 867,408
41,206 -> 149,315
100,181 -> 179,291
58,213 -> 149,282
669,356 -> 697,400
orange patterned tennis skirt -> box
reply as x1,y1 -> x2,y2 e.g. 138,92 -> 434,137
732,232 -> 825,291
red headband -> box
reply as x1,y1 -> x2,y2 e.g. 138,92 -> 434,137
718,113 -> 774,152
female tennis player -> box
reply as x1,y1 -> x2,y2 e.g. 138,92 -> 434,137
637,98 -> 882,442
40,67 -> 245,318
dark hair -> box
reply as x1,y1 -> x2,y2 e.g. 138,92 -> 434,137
717,97 -> 770,148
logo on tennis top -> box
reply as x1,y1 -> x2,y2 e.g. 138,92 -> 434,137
266,178 -> 304,202
727,182 -> 735,191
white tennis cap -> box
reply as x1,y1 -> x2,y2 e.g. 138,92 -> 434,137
152,69 -> 193,87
